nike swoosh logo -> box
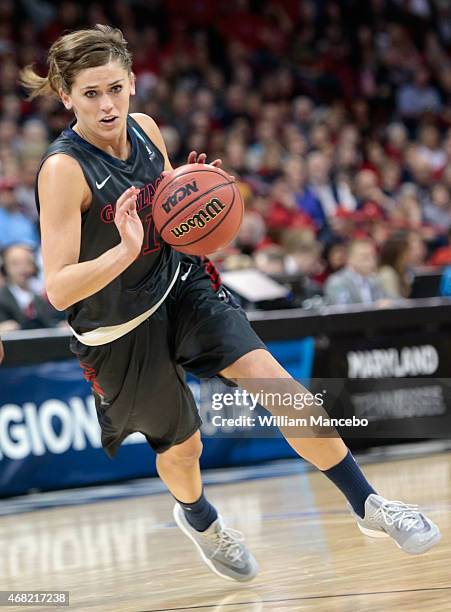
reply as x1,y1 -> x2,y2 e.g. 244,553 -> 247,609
181,264 -> 193,281
96,175 -> 111,189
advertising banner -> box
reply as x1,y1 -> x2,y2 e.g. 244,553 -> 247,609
0,338 -> 314,496
312,331 -> 451,441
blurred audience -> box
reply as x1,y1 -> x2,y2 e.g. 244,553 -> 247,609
0,0 -> 450,318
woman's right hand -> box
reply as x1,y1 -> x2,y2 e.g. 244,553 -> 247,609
114,186 -> 144,259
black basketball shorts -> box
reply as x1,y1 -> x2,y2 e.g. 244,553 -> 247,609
70,256 -> 266,458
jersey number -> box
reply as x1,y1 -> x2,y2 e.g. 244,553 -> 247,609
143,212 -> 161,254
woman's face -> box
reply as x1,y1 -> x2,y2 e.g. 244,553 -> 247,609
60,60 -> 135,139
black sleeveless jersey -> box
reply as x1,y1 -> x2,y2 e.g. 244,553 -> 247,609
36,115 -> 180,333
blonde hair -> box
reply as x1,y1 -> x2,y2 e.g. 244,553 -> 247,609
20,24 -> 132,99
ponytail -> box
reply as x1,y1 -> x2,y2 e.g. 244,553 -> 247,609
20,65 -> 59,100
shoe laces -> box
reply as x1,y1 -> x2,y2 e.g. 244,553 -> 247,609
374,500 -> 423,532
209,526 -> 246,563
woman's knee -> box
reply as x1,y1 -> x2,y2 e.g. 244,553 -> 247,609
159,431 -> 203,465
220,348 -> 289,380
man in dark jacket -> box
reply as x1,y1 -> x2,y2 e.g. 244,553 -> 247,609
0,243 -> 64,331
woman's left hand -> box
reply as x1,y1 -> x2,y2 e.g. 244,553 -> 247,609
161,151 -> 223,180
187,150 -> 222,167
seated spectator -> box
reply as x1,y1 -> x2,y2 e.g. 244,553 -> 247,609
423,183 -> 451,233
284,240 -> 324,301
384,122 -> 409,162
253,245 -> 286,276
416,123 -> 446,173
277,157 -> 326,233
306,150 -> 357,218
283,124 -> 307,157
284,236 -> 323,280
396,68 -> 442,119
324,238 -> 387,305
247,120 -> 278,171
335,140 -> 361,176
295,184 -> 329,236
18,118 -> 49,159
224,137 -> 249,177
0,244 -> 65,331
281,226 -> 317,252
283,156 -> 305,195
353,169 -> 394,216
361,140 -> 386,176
404,145 -> 434,204
377,232 -> 412,298
381,161 -> 402,197
0,179 -> 39,249
292,96 -> 314,135
321,240 -> 347,282
257,141 -> 284,184
265,177 -> 315,237
407,230 -> 427,267
15,156 -> 41,222
235,209 -> 269,254
393,183 -> 423,229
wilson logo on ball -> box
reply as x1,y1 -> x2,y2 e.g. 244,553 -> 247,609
162,181 -> 199,214
170,197 -> 226,238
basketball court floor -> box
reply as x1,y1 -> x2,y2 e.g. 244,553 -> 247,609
0,447 -> 450,611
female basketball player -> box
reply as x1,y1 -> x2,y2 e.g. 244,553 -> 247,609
21,25 -> 440,582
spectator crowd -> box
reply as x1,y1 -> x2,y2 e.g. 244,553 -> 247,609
1,0 -> 451,328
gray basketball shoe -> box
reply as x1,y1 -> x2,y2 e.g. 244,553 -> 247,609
173,503 -> 259,581
351,494 -> 441,554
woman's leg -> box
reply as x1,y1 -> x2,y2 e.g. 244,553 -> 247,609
219,349 -> 441,556
156,430 -> 204,504
158,430 -> 259,581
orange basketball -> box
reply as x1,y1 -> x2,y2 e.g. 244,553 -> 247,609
152,163 -> 244,255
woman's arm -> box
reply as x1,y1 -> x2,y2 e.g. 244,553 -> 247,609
39,154 -> 144,311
